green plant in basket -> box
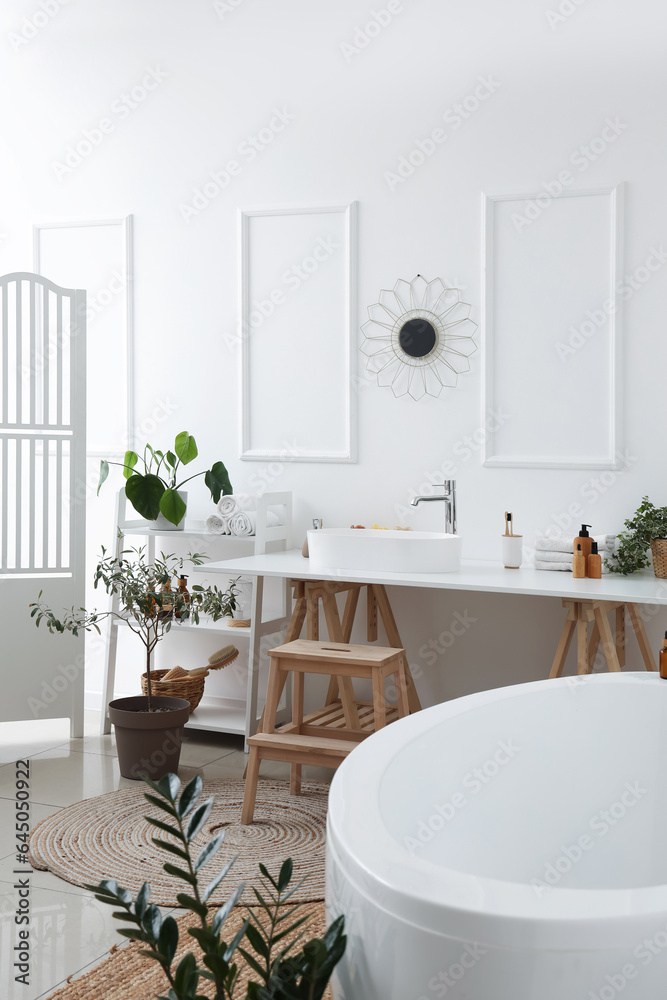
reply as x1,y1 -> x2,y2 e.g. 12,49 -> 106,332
606,496 -> 667,575
98,431 -> 233,526
85,772 -> 346,1000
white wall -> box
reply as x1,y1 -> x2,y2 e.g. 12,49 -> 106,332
2,0 -> 667,707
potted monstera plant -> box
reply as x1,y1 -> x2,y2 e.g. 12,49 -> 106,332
30,546 -> 235,779
98,431 -> 232,529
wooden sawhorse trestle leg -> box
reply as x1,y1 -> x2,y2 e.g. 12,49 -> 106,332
550,599 -> 657,678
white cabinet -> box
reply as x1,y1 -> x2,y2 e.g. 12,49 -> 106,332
100,490 -> 292,744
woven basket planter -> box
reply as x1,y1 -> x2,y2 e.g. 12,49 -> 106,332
650,538 -> 667,578
141,668 -> 207,714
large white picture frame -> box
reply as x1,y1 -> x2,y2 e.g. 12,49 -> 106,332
481,185 -> 623,470
239,203 -> 357,463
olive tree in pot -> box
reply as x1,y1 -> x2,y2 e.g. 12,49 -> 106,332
30,546 -> 235,779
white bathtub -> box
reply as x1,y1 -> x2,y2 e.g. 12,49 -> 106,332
326,672 -> 667,1000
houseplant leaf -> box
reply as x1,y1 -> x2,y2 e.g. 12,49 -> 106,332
97,460 -> 109,495
123,451 -> 139,479
159,489 -> 187,526
204,462 -> 233,503
126,473 -> 165,520
175,432 -> 198,465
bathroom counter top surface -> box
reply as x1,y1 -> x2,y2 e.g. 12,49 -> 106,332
205,550 -> 667,605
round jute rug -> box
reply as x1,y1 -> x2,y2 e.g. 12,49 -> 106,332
29,779 -> 328,906
45,902 -> 331,1000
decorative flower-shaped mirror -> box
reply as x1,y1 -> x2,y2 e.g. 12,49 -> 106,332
361,274 -> 478,399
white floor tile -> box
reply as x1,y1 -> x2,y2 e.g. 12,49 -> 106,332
0,747 -> 126,807
0,718 -> 72,765
0,799 -> 61,867
0,882 -> 120,1000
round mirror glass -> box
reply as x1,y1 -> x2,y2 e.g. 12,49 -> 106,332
398,318 -> 437,358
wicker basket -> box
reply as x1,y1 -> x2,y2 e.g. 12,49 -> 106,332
651,538 -> 667,578
141,668 -> 207,714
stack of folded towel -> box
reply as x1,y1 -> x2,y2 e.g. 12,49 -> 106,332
534,534 -> 616,572
205,494 -> 280,537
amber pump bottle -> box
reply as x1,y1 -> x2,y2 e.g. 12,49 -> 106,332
573,543 -> 586,578
587,541 -> 602,579
175,573 -> 190,619
660,632 -> 667,680
575,524 -> 593,568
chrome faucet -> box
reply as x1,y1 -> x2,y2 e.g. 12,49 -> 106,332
410,480 -> 457,535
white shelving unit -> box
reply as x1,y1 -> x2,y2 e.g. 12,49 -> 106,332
100,490 -> 293,743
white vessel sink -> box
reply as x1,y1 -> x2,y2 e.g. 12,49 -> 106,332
307,527 -> 461,574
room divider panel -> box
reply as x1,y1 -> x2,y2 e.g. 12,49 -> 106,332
0,272 -> 86,737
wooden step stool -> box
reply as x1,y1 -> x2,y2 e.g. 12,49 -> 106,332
241,638 -> 410,824
550,599 -> 657,677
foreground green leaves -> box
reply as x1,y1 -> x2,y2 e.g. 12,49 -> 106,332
86,774 -> 345,1000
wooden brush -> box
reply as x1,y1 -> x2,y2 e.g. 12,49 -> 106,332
207,645 -> 239,670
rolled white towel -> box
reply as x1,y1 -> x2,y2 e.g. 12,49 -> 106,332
217,493 -> 257,518
229,509 -> 280,536
535,533 -> 616,554
535,558 -> 610,574
535,550 -> 577,563
205,513 -> 228,535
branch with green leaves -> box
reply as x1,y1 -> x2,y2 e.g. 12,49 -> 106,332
85,773 -> 345,1000
97,431 -> 233,526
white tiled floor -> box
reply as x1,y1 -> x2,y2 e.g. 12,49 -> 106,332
0,712 -> 330,1000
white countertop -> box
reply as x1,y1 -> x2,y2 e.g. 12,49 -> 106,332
205,549 -> 667,606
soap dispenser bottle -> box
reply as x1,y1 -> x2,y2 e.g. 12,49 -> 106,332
587,541 -> 602,579
660,632 -> 667,680
575,525 -> 593,570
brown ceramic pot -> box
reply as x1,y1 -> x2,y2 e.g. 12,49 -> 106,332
109,695 -> 190,780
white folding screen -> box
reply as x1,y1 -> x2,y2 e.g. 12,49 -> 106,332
0,272 -> 86,735
0,275 -> 86,574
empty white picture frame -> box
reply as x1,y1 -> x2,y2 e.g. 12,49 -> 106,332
481,186 -> 623,469
33,217 -> 134,455
239,203 -> 357,463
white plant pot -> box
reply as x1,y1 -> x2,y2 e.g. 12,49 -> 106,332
153,491 -> 188,531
